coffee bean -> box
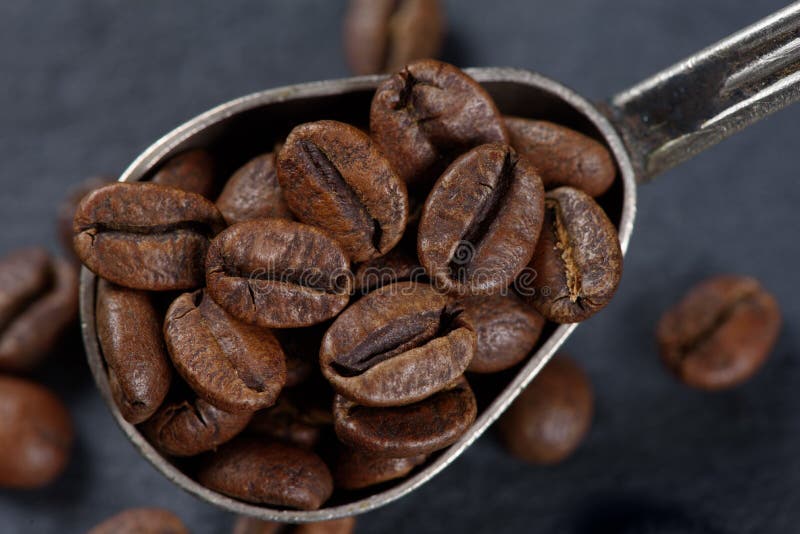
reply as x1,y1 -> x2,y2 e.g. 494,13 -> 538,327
524,186 -> 622,323
206,219 -> 352,328
56,176 -> 114,261
320,281 -> 475,407
352,247 -> 424,294
343,0 -> 445,75
277,120 -> 408,262
216,152 -> 293,225
141,388 -> 252,457
498,354 -> 593,464
74,182 -> 226,291
334,446 -> 426,490
164,290 -> 286,413
96,279 -> 172,424
197,438 -> 333,510
333,376 -> 476,457
246,392 -> 332,450
370,59 -> 508,188
452,293 -> 545,373
233,516 -> 356,534
0,248 -> 78,372
275,325 -> 329,387
88,508 -> 189,534
657,275 -> 781,390
0,376 -> 73,488
506,117 -> 616,197
151,148 -> 216,198
418,143 -> 544,295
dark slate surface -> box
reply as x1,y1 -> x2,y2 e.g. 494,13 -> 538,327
1,1 -> 798,532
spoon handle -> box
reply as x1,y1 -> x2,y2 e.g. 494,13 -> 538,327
604,2 -> 800,182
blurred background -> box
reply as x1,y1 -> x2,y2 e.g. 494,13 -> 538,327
1,1 -> 799,532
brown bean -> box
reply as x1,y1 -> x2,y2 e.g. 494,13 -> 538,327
151,148 -> 216,198
56,175 -> 114,261
96,279 -> 172,424
216,152 -> 293,224
164,290 -> 286,413
334,446 -> 426,490
352,247 -> 425,295
88,508 -> 189,534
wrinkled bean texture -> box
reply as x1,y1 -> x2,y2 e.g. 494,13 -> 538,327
74,182 -> 226,290
352,247 -> 424,294
206,219 -> 352,328
277,120 -> 408,262
343,0 -> 445,75
321,281 -> 476,407
216,152 -> 293,224
418,143 -> 544,295
657,275 -> 781,390
164,290 -> 286,413
370,59 -> 508,188
87,507 -> 189,534
498,354 -> 593,464
57,176 -> 113,260
0,376 -> 74,488
151,148 -> 216,198
96,279 -> 172,424
506,117 -> 616,197
197,439 -> 333,510
525,186 -> 622,323
0,248 -> 78,372
334,447 -> 426,490
333,376 -> 477,457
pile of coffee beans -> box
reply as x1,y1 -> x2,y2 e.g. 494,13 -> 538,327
71,58 -> 624,510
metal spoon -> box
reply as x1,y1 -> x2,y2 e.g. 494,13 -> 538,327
80,2 -> 800,523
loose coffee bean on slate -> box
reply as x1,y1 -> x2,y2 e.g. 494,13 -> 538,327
57,175 -> 114,260
418,143 -> 544,295
151,148 -> 216,198
74,182 -> 226,291
498,354 -> 593,465
216,152 -> 293,225
370,59 -> 509,188
141,391 -> 252,457
164,290 -> 286,413
0,376 -> 74,489
0,248 -> 78,372
505,117 -> 616,197
197,438 -> 334,510
277,120 -> 408,262
334,446 -> 426,490
88,508 -> 189,534
206,219 -> 352,328
233,516 -> 356,534
452,293 -> 545,373
657,275 -> 781,390
320,281 -> 476,407
333,376 -> 476,457
525,186 -> 622,323
96,279 -> 172,424
344,0 -> 445,75
352,247 -> 424,294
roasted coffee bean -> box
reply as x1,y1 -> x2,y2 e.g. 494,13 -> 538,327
334,446 -> 426,490
344,0 -> 445,75
74,182 -> 226,291
370,59 -> 508,188
0,248 -> 78,372
151,148 -> 216,198
352,247 -> 424,294
418,143 -> 544,295
277,120 -> 408,262
206,219 -> 352,328
246,393 -> 332,450
57,176 -> 114,260
657,275 -> 781,390
525,186 -> 622,323
141,389 -> 252,457
0,376 -> 73,488
498,354 -> 593,464
333,376 -> 476,457
216,152 -> 293,225
506,117 -> 616,197
453,293 -> 545,373
320,281 -> 475,407
165,290 -> 286,413
88,508 -> 189,534
197,438 -> 333,510
96,279 -> 171,424
233,516 -> 356,534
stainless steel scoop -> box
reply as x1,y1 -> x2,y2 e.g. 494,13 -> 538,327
80,2 -> 800,523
